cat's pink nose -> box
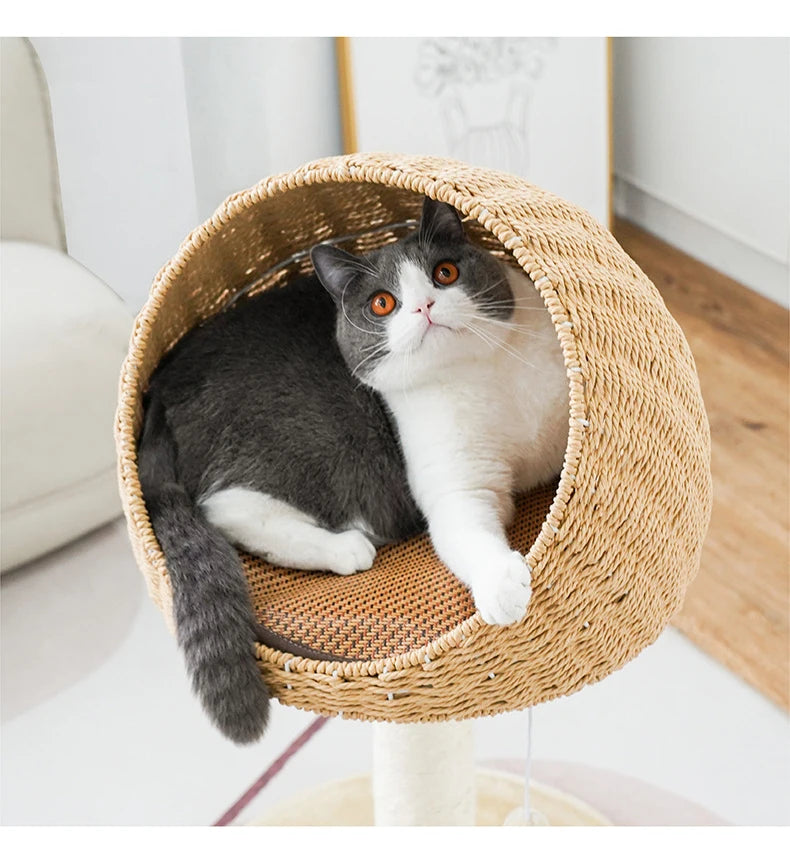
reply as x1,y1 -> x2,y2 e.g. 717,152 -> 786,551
413,299 -> 435,316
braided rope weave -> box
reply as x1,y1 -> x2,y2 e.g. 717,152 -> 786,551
115,153 -> 711,723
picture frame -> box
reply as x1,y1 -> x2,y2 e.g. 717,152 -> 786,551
336,37 -> 613,229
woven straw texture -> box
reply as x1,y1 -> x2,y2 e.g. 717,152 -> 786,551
115,153 -> 712,723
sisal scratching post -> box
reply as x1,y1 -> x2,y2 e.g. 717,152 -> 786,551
372,721 -> 476,825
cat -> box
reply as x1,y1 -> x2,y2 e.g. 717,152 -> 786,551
137,198 -> 568,744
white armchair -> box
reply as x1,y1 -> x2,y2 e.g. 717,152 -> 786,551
1,38 -> 133,571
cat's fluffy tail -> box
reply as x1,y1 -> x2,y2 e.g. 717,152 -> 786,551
137,394 -> 270,744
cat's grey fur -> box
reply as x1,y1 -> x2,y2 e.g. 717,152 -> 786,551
310,203 -> 514,380
138,199 -> 526,744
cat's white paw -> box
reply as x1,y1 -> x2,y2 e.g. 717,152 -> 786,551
473,550 -> 532,626
325,530 -> 377,575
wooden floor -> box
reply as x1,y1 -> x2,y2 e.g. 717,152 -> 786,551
612,219 -> 789,711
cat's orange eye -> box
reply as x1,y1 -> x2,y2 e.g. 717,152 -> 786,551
433,261 -> 460,285
370,291 -> 397,316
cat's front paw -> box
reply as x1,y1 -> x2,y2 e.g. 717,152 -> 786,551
473,550 -> 532,626
325,530 -> 377,576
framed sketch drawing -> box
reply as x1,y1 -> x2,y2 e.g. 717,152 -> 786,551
337,37 -> 611,227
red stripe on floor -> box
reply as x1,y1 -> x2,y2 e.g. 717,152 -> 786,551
213,715 -> 329,826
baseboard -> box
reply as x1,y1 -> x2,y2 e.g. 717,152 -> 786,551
613,176 -> 789,308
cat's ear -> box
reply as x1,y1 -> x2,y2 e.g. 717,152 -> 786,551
311,244 -> 365,301
419,198 -> 466,245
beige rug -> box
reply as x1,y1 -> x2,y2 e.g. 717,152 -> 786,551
252,770 -> 610,826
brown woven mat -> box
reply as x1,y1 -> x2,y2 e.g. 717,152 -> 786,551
244,485 -> 557,662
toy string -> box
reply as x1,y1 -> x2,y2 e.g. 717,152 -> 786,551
524,707 -> 533,819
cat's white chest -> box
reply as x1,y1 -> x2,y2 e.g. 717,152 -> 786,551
376,264 -> 568,516
385,332 -> 566,512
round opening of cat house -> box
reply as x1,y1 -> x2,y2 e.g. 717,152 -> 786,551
116,154 -> 711,723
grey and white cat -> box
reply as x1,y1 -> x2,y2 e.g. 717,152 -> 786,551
138,198 -> 567,744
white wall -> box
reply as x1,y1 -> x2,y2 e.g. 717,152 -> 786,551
31,38 -> 200,312
32,37 -> 342,311
613,37 -> 789,307
33,37 -> 788,309
181,38 -> 342,222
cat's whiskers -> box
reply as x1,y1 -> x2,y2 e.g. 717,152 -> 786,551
467,278 -> 508,303
470,312 -> 544,339
418,209 -> 442,251
477,302 -> 547,312
350,339 -> 389,381
467,282 -> 544,313
465,321 -> 496,351
465,321 -> 542,372
469,291 -> 546,322
505,305 -> 548,311
334,252 -> 378,275
340,280 -> 381,336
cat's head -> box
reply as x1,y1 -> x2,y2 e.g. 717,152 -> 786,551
311,198 -> 514,391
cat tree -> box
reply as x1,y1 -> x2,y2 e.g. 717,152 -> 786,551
115,153 -> 711,825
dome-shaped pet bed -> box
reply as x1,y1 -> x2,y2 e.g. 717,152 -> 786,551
116,153 -> 711,725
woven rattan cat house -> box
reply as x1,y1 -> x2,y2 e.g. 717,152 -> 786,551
116,153 -> 711,824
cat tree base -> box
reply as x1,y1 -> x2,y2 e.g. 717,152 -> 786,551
252,720 -> 609,826
250,769 -> 610,826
